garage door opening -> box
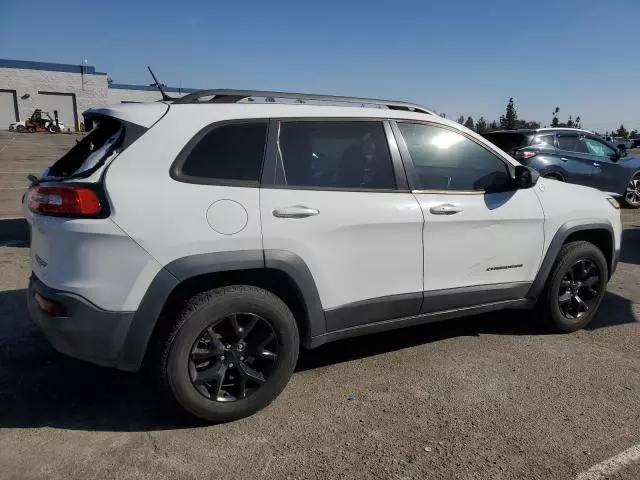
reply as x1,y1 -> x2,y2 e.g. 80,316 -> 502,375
0,89 -> 19,129
37,91 -> 78,132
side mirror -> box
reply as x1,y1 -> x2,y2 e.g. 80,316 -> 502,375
514,165 -> 539,189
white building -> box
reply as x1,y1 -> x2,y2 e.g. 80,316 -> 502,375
0,59 -> 197,131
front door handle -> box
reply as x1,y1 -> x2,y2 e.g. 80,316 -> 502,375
429,204 -> 463,215
593,162 -> 601,168
561,157 -> 569,162
272,205 -> 320,218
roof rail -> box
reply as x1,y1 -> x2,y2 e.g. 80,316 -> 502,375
172,89 -> 431,114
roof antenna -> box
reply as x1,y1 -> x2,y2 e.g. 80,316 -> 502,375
147,66 -> 175,101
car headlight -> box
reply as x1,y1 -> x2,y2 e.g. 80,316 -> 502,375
607,197 -> 620,209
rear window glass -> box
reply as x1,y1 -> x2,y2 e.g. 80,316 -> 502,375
46,117 -> 129,179
177,122 -> 267,183
482,132 -> 530,153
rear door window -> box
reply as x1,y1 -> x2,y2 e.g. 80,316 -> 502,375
276,121 -> 396,190
557,134 -> 588,154
173,122 -> 267,185
46,117 -> 133,179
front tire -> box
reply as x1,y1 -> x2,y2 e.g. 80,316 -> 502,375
623,175 -> 640,209
16,125 -> 25,133
537,241 -> 607,332
160,285 -> 299,422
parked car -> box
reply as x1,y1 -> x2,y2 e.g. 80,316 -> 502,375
632,138 -> 640,149
483,128 -> 640,208
605,136 -> 634,152
24,92 -> 621,422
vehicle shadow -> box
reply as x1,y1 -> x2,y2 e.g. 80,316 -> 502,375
0,286 -> 636,433
620,227 -> 640,265
0,218 -> 29,247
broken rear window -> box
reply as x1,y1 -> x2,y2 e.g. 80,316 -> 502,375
44,116 -> 145,180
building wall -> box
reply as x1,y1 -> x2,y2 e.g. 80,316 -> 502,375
0,60 -> 198,131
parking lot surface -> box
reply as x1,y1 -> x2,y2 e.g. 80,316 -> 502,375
0,132 -> 639,479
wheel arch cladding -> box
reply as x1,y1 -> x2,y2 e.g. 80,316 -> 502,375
527,221 -> 615,300
119,250 -> 325,371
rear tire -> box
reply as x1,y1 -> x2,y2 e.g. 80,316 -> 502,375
160,285 -> 299,422
26,126 -> 35,133
536,241 -> 607,332
16,125 -> 25,133
623,174 -> 640,209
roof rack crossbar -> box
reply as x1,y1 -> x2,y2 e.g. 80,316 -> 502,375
172,89 -> 431,114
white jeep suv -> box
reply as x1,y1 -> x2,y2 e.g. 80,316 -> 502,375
24,90 -> 622,422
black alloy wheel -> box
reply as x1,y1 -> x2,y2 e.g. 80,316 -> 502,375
189,313 -> 278,402
557,259 -> 601,320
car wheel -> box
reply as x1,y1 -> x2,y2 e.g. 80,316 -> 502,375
160,285 -> 299,422
47,124 -> 58,134
16,125 -> 25,133
537,241 -> 607,332
623,175 -> 640,209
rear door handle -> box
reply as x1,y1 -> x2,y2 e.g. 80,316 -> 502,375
561,157 -> 569,162
272,205 -> 320,218
593,162 -> 601,168
429,204 -> 463,215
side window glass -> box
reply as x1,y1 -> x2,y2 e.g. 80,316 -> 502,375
532,134 -> 556,148
277,121 -> 395,190
557,135 -> 588,154
397,122 -> 512,192
179,122 -> 267,183
584,137 -> 616,157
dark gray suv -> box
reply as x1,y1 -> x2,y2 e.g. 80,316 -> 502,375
483,128 -> 640,208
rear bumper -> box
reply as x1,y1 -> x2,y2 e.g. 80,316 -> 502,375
28,274 -> 137,371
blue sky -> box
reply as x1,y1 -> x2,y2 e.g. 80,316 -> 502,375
1,0 -> 638,132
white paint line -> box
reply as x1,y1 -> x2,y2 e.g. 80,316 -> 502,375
576,443 -> 640,480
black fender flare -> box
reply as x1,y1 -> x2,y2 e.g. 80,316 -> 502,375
526,221 -> 615,300
118,250 -> 325,371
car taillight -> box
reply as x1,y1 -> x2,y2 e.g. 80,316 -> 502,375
27,185 -> 105,217
514,150 -> 537,161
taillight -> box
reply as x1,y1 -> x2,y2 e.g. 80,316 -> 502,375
514,150 -> 537,161
27,185 -> 105,217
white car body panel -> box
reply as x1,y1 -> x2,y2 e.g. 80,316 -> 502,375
23,209 -> 163,311
260,189 -> 424,309
416,188 -> 545,291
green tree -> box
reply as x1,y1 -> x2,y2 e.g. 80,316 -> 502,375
616,124 -> 629,138
566,116 -> 574,128
489,120 -> 499,131
574,116 -> 581,129
475,116 -> 488,134
629,130 -> 638,139
551,107 -> 560,128
464,116 -> 475,130
457,115 -> 465,124
499,97 -> 518,130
